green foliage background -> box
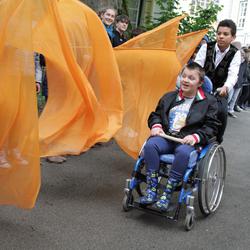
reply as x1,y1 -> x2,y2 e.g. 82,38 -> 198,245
145,0 -> 223,40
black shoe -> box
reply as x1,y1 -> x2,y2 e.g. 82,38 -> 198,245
240,105 -> 247,111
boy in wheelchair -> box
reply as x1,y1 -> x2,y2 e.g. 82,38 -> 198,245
140,62 -> 221,212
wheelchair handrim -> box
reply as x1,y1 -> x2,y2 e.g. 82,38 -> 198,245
204,145 -> 226,213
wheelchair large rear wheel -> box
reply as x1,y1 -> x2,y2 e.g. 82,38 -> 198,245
198,143 -> 226,216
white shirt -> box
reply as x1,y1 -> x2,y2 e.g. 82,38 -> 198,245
194,43 -> 241,91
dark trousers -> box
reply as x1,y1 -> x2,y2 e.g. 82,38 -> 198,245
143,136 -> 195,182
216,96 -> 228,143
238,85 -> 250,107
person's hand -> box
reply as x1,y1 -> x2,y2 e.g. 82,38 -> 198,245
218,85 -> 228,97
150,127 -> 164,136
182,135 -> 196,146
36,82 -> 41,93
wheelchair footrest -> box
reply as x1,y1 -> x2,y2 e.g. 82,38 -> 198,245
132,200 -> 178,220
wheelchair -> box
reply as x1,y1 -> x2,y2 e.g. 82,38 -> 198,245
122,137 -> 226,231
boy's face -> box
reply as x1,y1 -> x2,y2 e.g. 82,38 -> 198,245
180,68 -> 202,97
116,20 -> 128,33
216,26 -> 235,51
101,9 -> 116,26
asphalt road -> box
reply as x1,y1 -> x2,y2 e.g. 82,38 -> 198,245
1,111 -> 250,250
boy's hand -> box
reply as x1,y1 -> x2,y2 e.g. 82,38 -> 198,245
218,86 -> 228,97
182,135 -> 196,146
151,127 -> 164,136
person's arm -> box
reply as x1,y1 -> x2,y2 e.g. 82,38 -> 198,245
194,43 -> 207,67
148,96 -> 166,136
223,50 -> 241,93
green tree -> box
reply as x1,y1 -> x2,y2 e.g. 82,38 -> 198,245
146,0 -> 223,39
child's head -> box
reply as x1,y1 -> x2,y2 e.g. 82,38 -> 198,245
101,8 -> 117,26
180,62 -> 205,97
216,19 -> 236,51
115,15 -> 129,34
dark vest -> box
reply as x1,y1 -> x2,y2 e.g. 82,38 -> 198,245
204,41 -> 238,91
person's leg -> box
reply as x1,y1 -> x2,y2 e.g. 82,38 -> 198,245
238,85 -> 249,109
156,144 -> 195,211
216,96 -> 228,143
170,144 -> 196,181
227,88 -> 234,110
235,87 -> 243,112
247,85 -> 250,107
228,88 -> 240,117
42,67 -> 48,101
140,136 -> 174,204
143,136 -> 174,172
229,88 -> 241,113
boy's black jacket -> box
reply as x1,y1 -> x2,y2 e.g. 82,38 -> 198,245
148,89 -> 221,146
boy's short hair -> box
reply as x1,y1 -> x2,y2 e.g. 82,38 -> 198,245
100,7 -> 117,16
217,19 -> 237,37
116,14 -> 130,24
183,62 -> 205,83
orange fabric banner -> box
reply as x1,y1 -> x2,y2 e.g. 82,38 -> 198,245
0,0 -> 206,208
114,17 -> 206,159
35,0 -> 123,156
0,0 -> 40,208
176,29 -> 208,65
0,0 -> 123,208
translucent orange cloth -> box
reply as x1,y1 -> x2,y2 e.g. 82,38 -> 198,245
0,0 -> 40,208
0,0 -> 206,208
0,0 -> 122,208
35,0 -> 123,156
114,17 -> 207,158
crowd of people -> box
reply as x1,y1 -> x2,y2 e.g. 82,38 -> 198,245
98,7 -> 145,47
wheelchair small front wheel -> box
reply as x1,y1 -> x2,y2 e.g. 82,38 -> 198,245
122,192 -> 134,212
184,209 -> 195,231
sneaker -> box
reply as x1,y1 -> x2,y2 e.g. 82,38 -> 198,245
47,156 -> 67,163
0,150 -> 11,168
234,105 -> 242,112
228,112 -> 237,118
240,105 -> 247,111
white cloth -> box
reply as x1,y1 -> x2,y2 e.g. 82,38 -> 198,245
194,43 -> 241,92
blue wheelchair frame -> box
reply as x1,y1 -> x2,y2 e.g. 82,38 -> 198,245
123,140 -> 226,230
